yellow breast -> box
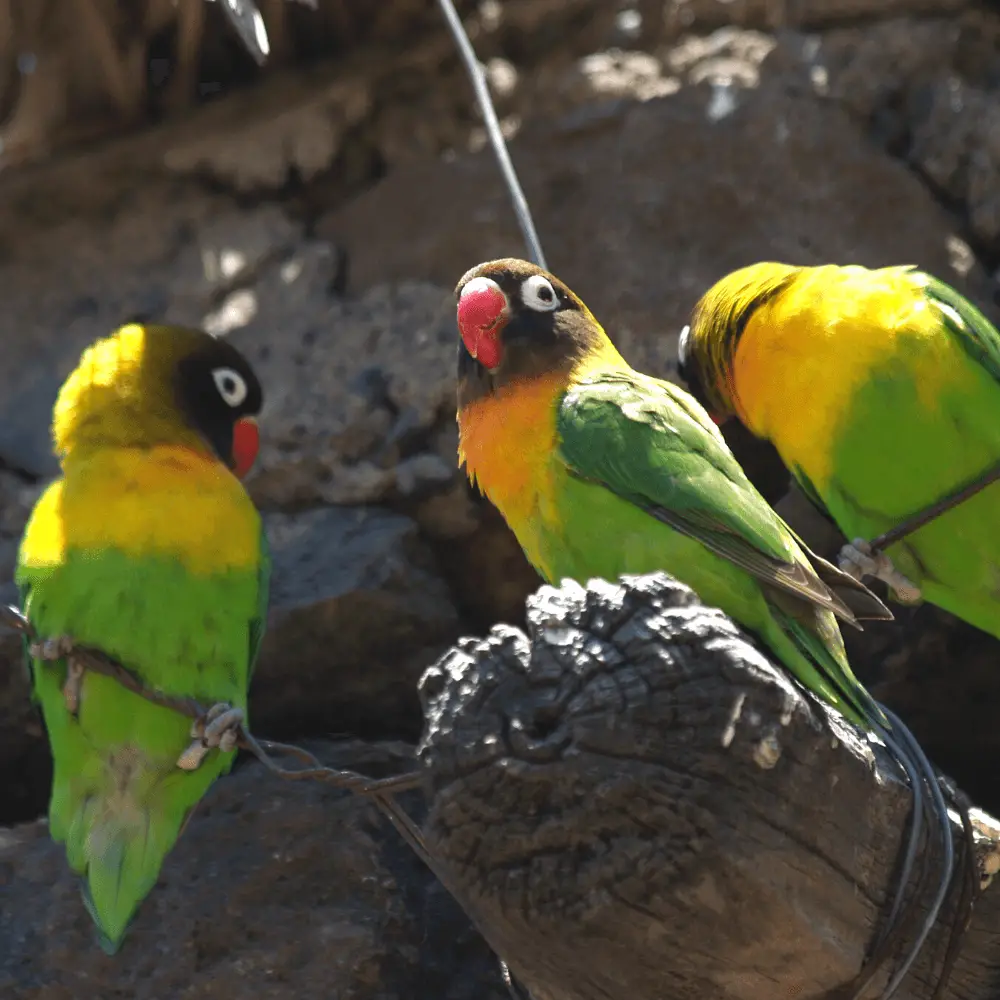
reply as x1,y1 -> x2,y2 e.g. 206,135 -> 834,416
731,265 -> 964,487
20,445 -> 261,577
458,373 -> 567,578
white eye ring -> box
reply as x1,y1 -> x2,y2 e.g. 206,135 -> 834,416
212,366 -> 248,408
520,274 -> 560,312
677,324 -> 691,367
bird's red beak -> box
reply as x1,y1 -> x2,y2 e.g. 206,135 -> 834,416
457,276 -> 508,371
232,416 -> 260,479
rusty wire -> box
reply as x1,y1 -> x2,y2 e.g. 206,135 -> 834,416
0,603 -> 433,866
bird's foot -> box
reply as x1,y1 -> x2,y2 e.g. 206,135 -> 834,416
28,634 -> 75,662
176,703 -> 245,771
61,661 -> 86,715
838,538 -> 923,605
28,635 -> 85,714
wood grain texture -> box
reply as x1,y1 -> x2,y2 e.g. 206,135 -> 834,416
418,572 -> 1000,1000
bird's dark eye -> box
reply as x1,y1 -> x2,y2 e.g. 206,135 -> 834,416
212,366 -> 248,408
521,274 -> 559,312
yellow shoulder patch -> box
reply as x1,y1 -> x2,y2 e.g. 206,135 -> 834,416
19,445 -> 260,578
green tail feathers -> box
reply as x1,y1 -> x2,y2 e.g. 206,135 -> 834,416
769,608 -> 887,731
49,746 -> 229,952
79,825 -> 176,956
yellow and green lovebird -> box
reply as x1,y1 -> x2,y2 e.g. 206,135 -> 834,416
16,323 -> 269,953
454,258 -> 894,729
676,263 -> 1000,640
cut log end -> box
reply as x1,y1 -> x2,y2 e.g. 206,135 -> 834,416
417,572 -> 1000,1000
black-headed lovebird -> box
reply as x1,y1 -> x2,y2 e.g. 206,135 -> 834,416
678,262 -> 1000,639
453,257 -> 892,729
16,323 -> 269,952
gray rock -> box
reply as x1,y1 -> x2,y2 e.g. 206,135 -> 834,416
162,76 -> 374,193
320,37 -> 993,384
0,740 -> 507,1000
253,506 -> 460,741
0,629 -> 45,827
660,0 -> 973,37
821,10 -> 1000,254
219,263 -> 461,510
0,472 -> 48,825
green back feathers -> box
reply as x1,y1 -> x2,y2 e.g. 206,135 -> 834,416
554,368 -> 889,727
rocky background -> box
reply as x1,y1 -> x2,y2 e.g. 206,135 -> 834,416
3,0 -> 1000,996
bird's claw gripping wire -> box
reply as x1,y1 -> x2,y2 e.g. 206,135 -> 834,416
838,538 -> 923,605
29,634 -> 74,662
177,702 -> 246,770
27,634 -> 85,713
61,660 -> 86,714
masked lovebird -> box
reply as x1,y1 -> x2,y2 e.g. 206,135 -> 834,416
454,258 -> 894,730
676,263 -> 1000,641
16,323 -> 269,953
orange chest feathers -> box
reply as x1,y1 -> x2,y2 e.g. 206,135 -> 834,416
457,374 -> 567,576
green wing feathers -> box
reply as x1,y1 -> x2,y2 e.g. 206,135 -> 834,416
559,371 -> 887,624
556,369 -> 888,727
18,539 -> 267,953
799,547 -> 896,624
918,270 -> 1000,383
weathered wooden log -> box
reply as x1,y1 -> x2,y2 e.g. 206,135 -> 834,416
417,573 -> 1000,1000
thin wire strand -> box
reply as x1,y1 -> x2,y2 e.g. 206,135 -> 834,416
435,0 -> 548,269
841,695 -> 972,1000
1,604 -> 425,817
501,959 -> 536,1000
868,724 -> 928,948
930,796 -> 980,1000
878,708 -> 956,1000
869,462 -> 1000,555
842,720 -> 931,1000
